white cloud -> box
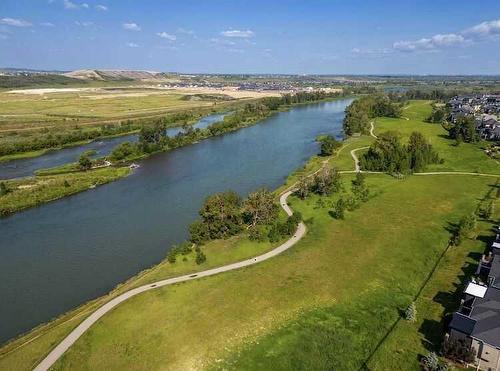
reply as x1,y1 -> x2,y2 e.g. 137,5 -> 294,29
40,22 -> 55,27
393,33 -> 465,52
126,42 -> 139,48
393,19 -> 500,53
221,29 -> 254,38
0,18 -> 32,27
157,31 -> 176,41
123,22 -> 141,31
81,3 -> 89,8
75,21 -> 93,27
463,19 -> 500,38
177,27 -> 194,35
63,0 -> 78,9
95,4 -> 108,11
351,47 -> 392,56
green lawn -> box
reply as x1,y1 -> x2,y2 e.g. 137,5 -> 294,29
0,167 -> 131,216
0,174 -> 493,371
374,100 -> 500,175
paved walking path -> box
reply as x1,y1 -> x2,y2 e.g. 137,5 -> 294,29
33,191 -> 306,371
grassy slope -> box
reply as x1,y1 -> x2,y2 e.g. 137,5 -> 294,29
368,214 -> 497,370
0,167 -> 131,216
375,100 -> 500,174
0,100 -> 498,370
48,175 -> 495,371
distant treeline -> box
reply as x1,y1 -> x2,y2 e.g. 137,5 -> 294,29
0,74 -> 83,89
109,91 -> 344,162
343,94 -> 402,135
0,111 -> 204,157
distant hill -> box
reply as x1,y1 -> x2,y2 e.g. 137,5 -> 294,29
63,69 -> 167,81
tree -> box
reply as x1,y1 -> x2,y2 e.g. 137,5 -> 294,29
0,181 -> 10,196
243,188 -> 278,228
188,220 -> 210,244
422,352 -> 439,371
195,247 -> 207,265
312,167 -> 343,196
63,180 -> 71,188
458,213 -> 477,239
330,198 -> 346,219
404,302 -> 417,322
352,173 -> 369,202
426,104 -> 447,124
194,190 -> 243,240
407,132 -> 440,172
78,153 -> 93,170
448,116 -> 479,143
295,177 -> 312,199
482,200 -> 494,219
442,336 -> 475,364
318,135 -> 342,156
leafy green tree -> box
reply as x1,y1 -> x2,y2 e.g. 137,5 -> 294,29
195,248 -> 207,265
63,180 -> 71,188
295,177 -> 312,199
330,198 -> 346,219
352,173 -> 369,202
78,153 -> 93,170
318,135 -> 342,156
448,116 -> 479,143
426,104 -> 448,123
243,188 -> 278,227
312,167 -> 343,196
195,190 -> 243,240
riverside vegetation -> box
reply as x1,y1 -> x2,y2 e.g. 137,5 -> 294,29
0,92 -> 344,217
1,98 -> 499,371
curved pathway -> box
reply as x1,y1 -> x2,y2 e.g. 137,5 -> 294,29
350,146 -> 370,172
33,191 -> 306,371
369,121 -> 377,138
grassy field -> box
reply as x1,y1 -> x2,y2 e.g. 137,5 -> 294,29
0,166 -> 131,216
0,88 -> 226,129
374,100 -> 500,175
0,100 -> 498,370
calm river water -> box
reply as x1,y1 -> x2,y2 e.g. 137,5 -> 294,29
0,111 -> 230,180
0,99 -> 352,343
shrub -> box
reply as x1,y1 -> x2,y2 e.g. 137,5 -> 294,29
404,302 -> 417,322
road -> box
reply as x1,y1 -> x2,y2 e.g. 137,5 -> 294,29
33,190 -> 306,371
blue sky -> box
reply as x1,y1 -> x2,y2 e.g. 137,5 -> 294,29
1,0 -> 500,74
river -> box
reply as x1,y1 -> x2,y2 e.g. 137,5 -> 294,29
0,98 -> 352,344
0,111 -> 230,180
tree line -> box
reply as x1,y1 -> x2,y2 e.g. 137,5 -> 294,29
0,111 -> 205,158
343,94 -> 403,135
109,91 -> 344,162
360,131 -> 441,174
188,188 -> 302,246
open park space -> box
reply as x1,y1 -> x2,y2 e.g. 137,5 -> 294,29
1,100 -> 498,370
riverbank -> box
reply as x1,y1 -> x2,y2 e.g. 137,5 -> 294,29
0,94 -> 348,216
1,100 -> 497,370
0,166 -> 131,216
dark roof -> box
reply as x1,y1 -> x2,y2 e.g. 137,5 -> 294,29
469,287 -> 500,347
489,254 -> 500,288
450,312 -> 476,335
